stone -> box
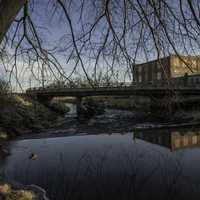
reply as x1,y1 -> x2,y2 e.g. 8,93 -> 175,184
29,153 -> 38,160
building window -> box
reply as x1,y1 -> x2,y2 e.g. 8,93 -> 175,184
158,136 -> 162,144
175,139 -> 180,148
145,69 -> 148,81
139,75 -> 142,82
183,136 -> 188,146
157,64 -> 162,70
138,67 -> 142,82
192,60 -> 196,68
157,72 -> 162,80
192,135 -> 198,144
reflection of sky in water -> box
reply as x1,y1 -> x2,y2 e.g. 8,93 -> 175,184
1,131 -> 200,199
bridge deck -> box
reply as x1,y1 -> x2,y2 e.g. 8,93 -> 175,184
26,85 -> 200,97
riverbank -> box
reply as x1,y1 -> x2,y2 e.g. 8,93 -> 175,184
1,93 -> 200,142
0,182 -> 49,200
0,94 -> 67,141
0,183 -> 35,200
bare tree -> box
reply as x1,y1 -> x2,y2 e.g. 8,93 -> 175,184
0,0 -> 200,90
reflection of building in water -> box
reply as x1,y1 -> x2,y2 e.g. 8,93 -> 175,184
134,129 -> 200,151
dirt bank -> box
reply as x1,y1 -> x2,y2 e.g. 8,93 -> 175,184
0,94 -> 67,139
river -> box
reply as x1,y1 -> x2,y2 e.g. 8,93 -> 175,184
1,105 -> 200,200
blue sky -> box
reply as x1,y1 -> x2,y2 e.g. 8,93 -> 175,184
1,0 -> 200,91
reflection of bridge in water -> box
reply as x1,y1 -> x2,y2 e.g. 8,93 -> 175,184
134,127 -> 200,151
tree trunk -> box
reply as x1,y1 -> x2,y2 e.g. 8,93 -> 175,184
0,0 -> 26,44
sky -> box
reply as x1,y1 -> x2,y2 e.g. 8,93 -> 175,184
1,0 -> 200,91
3,0 -> 134,90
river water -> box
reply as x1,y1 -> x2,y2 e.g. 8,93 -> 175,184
1,105 -> 200,200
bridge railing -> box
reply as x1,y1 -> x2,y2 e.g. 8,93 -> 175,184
26,76 -> 200,94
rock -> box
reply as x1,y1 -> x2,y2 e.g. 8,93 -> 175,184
0,131 -> 8,141
88,119 -> 96,126
0,146 -> 10,157
1,149 -> 10,157
0,181 -> 49,200
0,183 -> 44,200
0,184 -> 11,194
50,101 -> 70,114
29,153 -> 38,160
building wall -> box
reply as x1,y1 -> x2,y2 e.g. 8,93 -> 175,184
133,55 -> 200,83
133,56 -> 171,83
170,55 -> 200,77
134,131 -> 171,148
171,131 -> 200,151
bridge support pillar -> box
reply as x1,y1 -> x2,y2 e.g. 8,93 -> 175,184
37,96 -> 53,107
149,95 -> 175,117
76,96 -> 82,117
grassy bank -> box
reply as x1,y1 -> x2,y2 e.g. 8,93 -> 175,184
0,94 -> 67,140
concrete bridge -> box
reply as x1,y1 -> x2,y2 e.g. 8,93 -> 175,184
26,84 -> 200,115
26,85 -> 200,98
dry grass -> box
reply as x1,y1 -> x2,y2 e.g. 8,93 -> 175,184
0,184 -> 11,194
0,184 -> 35,200
14,95 -> 33,107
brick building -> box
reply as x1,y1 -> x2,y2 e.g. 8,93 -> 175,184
133,55 -> 200,83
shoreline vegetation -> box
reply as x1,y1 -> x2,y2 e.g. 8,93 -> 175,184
0,182 -> 49,200
0,184 -> 35,200
0,93 -> 67,199
0,93 -> 68,142
0,93 -> 200,141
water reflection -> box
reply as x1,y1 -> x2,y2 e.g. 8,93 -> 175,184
2,130 -> 200,199
134,127 -> 200,151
